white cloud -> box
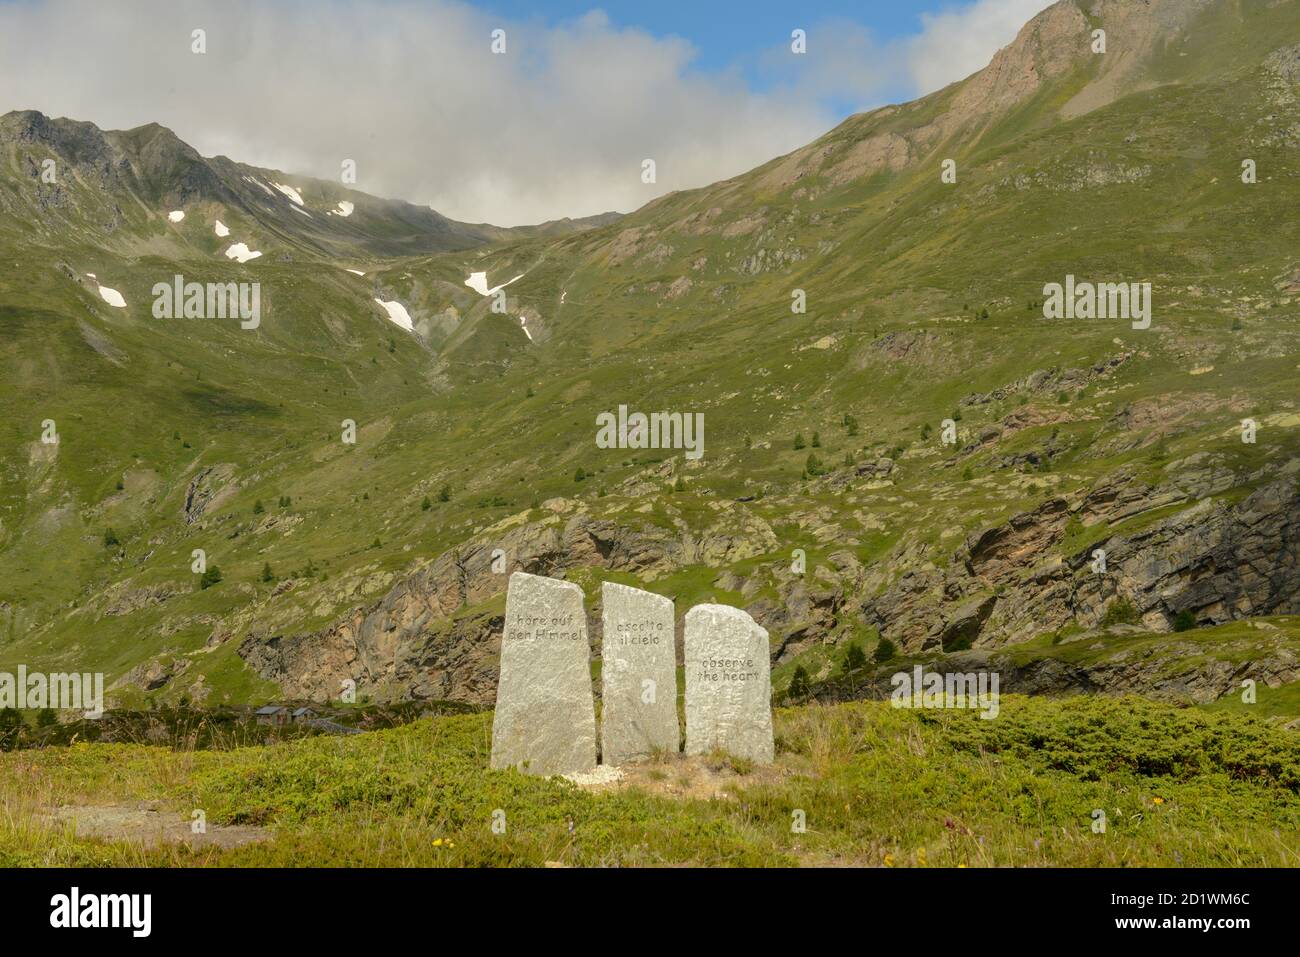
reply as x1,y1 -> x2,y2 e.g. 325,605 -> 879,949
0,0 -> 1053,226
907,0 -> 1056,92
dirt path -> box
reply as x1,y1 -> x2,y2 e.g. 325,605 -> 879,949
43,802 -> 271,850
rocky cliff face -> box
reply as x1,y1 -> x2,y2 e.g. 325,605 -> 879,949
864,471 -> 1300,653
237,504 -> 783,704
237,461 -> 1300,705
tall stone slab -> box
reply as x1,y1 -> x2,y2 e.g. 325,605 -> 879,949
601,582 -> 680,764
684,604 -> 774,764
490,572 -> 597,776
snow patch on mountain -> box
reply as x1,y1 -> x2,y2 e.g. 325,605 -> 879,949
465,271 -> 523,296
167,210 -> 185,223
243,176 -> 277,198
97,285 -> 126,308
214,220 -> 231,237
346,269 -> 365,276
328,201 -> 355,217
272,183 -> 305,205
225,243 -> 263,263
373,299 -> 413,331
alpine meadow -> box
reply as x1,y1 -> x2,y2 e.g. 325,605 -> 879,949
0,0 -> 1298,901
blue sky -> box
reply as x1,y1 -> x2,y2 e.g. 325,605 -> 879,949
481,0 -> 938,70
478,0 -> 1012,115
0,0 -> 1051,223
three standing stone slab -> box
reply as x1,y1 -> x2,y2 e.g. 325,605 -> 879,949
489,572 -> 598,776
489,572 -> 773,774
600,582 -> 680,764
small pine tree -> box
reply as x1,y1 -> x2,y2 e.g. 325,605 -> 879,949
438,484 -> 451,502
261,562 -> 274,583
253,500 -> 265,515
200,565 -> 223,590
1173,609 -> 1197,632
673,475 -> 686,492
793,433 -> 806,450
0,709 -> 22,751
805,452 -> 824,476
873,637 -> 898,663
574,467 -> 586,482
811,431 -> 821,448
787,665 -> 811,701
103,528 -> 120,548
843,643 -> 868,674
36,708 -> 58,728
421,496 -> 432,511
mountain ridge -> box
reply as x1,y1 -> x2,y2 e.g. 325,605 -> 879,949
0,108 -> 621,260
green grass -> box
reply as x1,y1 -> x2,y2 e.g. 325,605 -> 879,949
2,695 -> 1296,867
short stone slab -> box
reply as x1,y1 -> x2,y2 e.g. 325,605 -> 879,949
601,582 -> 680,764
684,603 -> 774,764
490,572 -> 597,776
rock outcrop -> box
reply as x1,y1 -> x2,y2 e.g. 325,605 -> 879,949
864,474 -> 1300,652
238,463 -> 1300,704
238,508 -> 779,704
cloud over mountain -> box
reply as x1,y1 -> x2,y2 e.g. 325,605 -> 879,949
0,0 -> 1048,225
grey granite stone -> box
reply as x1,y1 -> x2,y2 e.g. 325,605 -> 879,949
600,581 -> 679,764
684,603 -> 774,763
490,572 -> 597,775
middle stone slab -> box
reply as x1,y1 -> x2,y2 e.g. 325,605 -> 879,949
600,581 -> 681,765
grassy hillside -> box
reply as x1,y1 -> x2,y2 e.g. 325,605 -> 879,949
3,695 -> 1297,866
0,0 -> 1298,706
